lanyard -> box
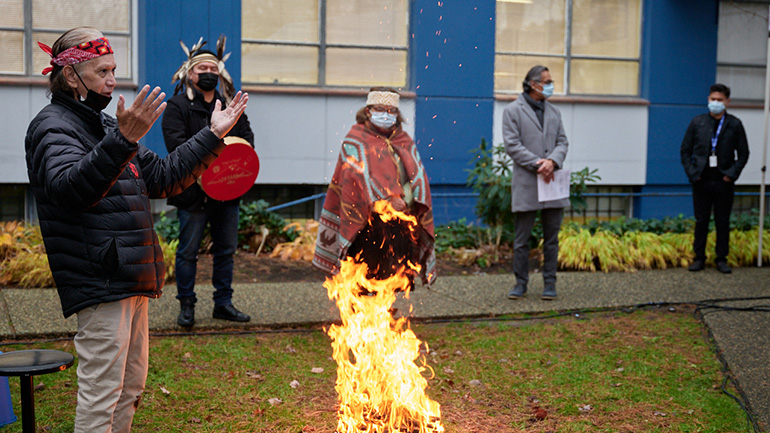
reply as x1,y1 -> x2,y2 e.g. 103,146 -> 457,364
711,115 -> 725,154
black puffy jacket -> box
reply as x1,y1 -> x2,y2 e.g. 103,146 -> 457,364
25,92 -> 224,317
161,89 -> 254,210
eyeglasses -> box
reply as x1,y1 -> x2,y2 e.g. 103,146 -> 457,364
370,106 -> 399,115
535,79 -> 554,85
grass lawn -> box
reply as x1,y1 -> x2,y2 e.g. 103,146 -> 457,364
0,306 -> 749,432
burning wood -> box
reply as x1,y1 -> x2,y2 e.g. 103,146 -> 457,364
325,201 -> 444,433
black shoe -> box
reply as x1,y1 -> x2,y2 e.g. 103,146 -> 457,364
541,285 -> 557,301
177,298 -> 195,327
716,261 -> 732,274
213,304 -> 251,322
688,259 -> 705,272
507,284 -> 527,300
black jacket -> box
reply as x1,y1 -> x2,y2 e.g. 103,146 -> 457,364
680,112 -> 750,183
25,92 -> 224,317
161,89 -> 254,210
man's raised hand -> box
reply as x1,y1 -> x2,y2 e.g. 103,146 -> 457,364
210,91 -> 249,139
116,85 -> 167,143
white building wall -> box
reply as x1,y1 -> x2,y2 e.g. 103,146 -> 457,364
5,87 -> 766,189
726,107 -> 765,186
246,94 -> 416,185
2,87 -> 415,186
493,100 -> 649,185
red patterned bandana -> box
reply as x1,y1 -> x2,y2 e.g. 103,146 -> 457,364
38,37 -> 113,75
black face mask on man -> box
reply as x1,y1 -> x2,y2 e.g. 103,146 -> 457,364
71,66 -> 112,112
196,73 -> 219,92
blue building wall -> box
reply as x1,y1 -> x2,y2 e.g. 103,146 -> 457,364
410,0 -> 496,225
138,0 -> 243,157
637,0 -> 719,219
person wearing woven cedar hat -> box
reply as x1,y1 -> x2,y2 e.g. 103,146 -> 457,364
313,87 -> 436,289
161,35 -> 255,327
25,27 -> 248,432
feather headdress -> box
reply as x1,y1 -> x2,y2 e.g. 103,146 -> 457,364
171,35 -> 235,103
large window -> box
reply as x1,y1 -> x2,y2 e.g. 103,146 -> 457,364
242,0 -> 409,87
717,1 -> 768,101
0,0 -> 132,78
495,0 -> 641,96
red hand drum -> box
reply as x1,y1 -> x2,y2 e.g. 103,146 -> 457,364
199,136 -> 259,201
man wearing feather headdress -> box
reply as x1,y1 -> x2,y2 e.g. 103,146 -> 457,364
162,35 -> 255,327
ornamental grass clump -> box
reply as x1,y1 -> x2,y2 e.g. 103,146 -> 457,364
0,221 -> 53,288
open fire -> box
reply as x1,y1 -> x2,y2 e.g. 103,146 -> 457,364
325,201 -> 444,433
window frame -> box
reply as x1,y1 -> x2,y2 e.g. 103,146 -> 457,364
241,0 -> 410,89
494,0 -> 643,97
715,1 -> 768,102
0,0 -> 133,79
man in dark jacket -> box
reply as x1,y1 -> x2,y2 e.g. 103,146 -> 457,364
25,27 -> 248,432
162,36 -> 254,327
681,83 -> 749,274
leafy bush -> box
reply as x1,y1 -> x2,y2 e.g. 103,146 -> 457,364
466,139 -> 600,251
153,200 -> 300,254
238,200 -> 299,252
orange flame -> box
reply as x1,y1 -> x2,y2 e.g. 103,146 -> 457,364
325,201 -> 443,433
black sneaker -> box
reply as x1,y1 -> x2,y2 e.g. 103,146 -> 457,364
177,298 -> 195,327
213,304 -> 251,322
688,259 -> 705,272
507,285 -> 527,300
541,285 -> 557,301
716,261 -> 732,274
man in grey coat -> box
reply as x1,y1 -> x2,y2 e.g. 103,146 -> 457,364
503,65 -> 569,300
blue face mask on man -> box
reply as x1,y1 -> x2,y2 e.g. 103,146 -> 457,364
537,82 -> 554,98
708,100 -> 725,115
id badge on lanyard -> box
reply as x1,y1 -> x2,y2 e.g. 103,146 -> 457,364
710,115 -> 725,168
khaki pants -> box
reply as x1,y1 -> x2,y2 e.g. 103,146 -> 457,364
74,296 -> 149,433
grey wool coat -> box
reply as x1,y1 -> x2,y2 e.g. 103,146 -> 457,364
502,94 -> 570,212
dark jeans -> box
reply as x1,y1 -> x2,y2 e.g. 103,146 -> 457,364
175,201 -> 239,306
513,208 -> 563,287
692,178 -> 734,263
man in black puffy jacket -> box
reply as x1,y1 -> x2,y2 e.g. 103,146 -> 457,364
25,27 -> 248,433
162,36 -> 254,327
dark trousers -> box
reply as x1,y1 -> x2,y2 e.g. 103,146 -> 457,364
692,178 -> 734,263
513,208 -> 563,287
175,201 -> 240,306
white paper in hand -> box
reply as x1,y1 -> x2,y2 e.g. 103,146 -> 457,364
537,169 -> 570,202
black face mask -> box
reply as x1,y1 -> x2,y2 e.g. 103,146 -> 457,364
196,73 -> 219,92
72,67 -> 112,112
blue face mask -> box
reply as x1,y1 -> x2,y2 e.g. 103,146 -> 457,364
538,82 -> 554,98
370,111 -> 397,130
708,100 -> 725,115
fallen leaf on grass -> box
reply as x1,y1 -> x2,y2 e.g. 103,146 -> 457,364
246,371 -> 266,381
443,367 -> 454,374
160,386 -> 171,395
531,406 -> 548,421
290,380 -> 300,389
654,411 -> 667,417
311,367 -> 324,374
268,398 -> 283,406
190,417 -> 201,423
578,404 -> 593,413
469,379 -> 482,387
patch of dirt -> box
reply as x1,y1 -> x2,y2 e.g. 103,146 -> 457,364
192,253 -> 516,284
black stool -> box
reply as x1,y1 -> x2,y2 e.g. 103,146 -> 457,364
0,350 -> 74,433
